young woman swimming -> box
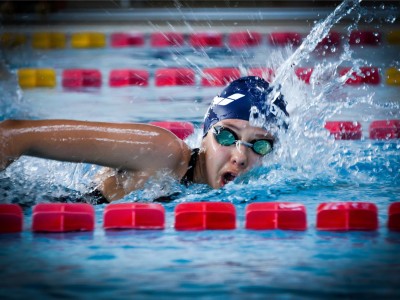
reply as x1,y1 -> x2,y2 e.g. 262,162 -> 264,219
0,76 -> 289,202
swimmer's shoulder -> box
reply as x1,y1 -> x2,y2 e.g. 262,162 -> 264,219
143,123 -> 193,178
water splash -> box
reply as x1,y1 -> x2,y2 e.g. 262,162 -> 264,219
263,1 -> 362,128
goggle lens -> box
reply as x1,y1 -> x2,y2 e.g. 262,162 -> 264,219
213,126 -> 273,156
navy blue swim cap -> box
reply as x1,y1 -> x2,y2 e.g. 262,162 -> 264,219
203,76 -> 289,136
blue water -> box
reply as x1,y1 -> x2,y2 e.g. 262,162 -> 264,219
1,1 -> 400,299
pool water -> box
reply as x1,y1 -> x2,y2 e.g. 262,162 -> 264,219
1,1 -> 400,299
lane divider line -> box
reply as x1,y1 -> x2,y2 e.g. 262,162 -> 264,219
1,201 -> 399,233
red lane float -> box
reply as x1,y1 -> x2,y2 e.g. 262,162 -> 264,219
32,203 -> 94,232
268,32 -> 302,46
316,31 -> 341,49
103,203 -> 164,230
110,32 -> 145,47
175,202 -> 236,230
369,120 -> 400,140
155,68 -> 195,86
109,69 -> 149,87
0,204 -> 23,233
149,121 -> 194,140
245,202 -> 307,230
295,67 -> 314,84
339,67 -> 380,85
228,31 -> 262,48
324,121 -> 362,140
151,32 -> 184,47
201,68 -> 241,86
349,30 -> 381,46
248,67 -> 275,82
62,69 -> 102,88
388,202 -> 400,231
316,202 -> 378,231
190,32 -> 223,47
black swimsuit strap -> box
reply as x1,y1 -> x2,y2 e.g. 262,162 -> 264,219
180,148 -> 199,186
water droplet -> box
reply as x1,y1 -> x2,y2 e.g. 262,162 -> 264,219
385,15 -> 396,23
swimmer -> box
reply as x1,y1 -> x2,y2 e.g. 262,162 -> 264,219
0,76 -> 289,202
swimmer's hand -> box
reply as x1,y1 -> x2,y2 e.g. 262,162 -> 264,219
0,120 -> 19,170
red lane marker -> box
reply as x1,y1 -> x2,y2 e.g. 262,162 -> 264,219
369,120 -> 400,140
201,68 -> 241,86
295,67 -> 314,84
388,202 -> 400,231
316,202 -> 378,231
151,32 -> 184,47
0,204 -> 23,233
190,32 -> 223,47
32,203 -> 95,232
316,31 -> 341,49
109,69 -> 149,87
339,67 -> 380,85
268,32 -> 302,46
103,203 -> 165,230
247,67 -> 275,82
349,30 -> 381,46
175,202 -> 236,230
149,121 -> 194,140
62,69 -> 102,88
155,68 -> 195,86
228,31 -> 261,48
245,202 -> 307,230
325,121 -> 362,140
110,32 -> 145,47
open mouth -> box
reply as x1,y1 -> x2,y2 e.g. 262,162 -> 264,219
221,172 -> 237,186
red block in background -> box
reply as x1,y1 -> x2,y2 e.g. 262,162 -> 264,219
151,32 -> 184,47
155,68 -> 195,86
388,202 -> 400,231
316,31 -> 341,49
0,204 -> 23,233
32,203 -> 94,232
201,68 -> 241,86
103,203 -> 165,230
268,32 -> 302,46
228,31 -> 262,48
316,202 -> 378,231
349,30 -> 381,46
110,32 -> 145,47
295,67 -> 314,84
324,121 -> 362,140
190,32 -> 223,47
109,69 -> 149,87
62,69 -> 102,88
369,120 -> 400,140
175,202 -> 236,230
245,202 -> 307,230
339,67 -> 380,85
247,68 -> 275,82
149,121 -> 194,140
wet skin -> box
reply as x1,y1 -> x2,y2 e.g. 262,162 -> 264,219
0,119 -> 274,201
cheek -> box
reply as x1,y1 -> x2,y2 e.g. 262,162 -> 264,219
248,154 -> 263,168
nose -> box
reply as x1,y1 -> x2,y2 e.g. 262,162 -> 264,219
230,143 -> 248,168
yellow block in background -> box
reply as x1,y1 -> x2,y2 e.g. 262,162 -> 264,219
32,32 -> 66,49
0,33 -> 26,47
18,68 -> 56,88
387,31 -> 400,44
71,32 -> 106,48
386,68 -> 400,86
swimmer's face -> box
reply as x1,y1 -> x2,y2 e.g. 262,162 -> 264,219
201,119 -> 274,189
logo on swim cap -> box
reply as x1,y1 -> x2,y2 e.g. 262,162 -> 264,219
203,76 -> 289,136
212,93 -> 245,106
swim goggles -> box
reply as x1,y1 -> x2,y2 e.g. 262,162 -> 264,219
212,126 -> 273,156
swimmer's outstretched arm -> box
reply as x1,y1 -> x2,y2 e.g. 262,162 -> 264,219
0,119 -> 192,177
